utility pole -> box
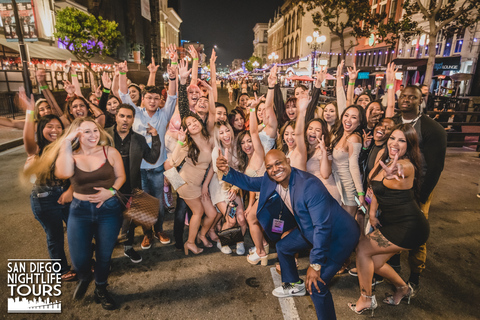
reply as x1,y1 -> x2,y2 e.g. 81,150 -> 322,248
11,0 -> 32,96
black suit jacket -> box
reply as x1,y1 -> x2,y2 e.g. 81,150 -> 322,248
106,126 -> 161,190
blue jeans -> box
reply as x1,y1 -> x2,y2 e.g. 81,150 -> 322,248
30,185 -> 70,274
67,197 -> 122,285
276,228 -> 342,320
140,165 -> 165,233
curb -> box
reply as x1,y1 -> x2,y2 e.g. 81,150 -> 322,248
0,138 -> 23,152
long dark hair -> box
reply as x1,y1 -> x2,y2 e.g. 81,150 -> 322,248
64,96 -> 94,123
236,130 -> 251,173
369,124 -> 423,200
277,120 -> 296,154
331,105 -> 366,149
36,115 -> 64,156
228,109 -> 245,136
181,112 -> 210,165
306,118 -> 331,159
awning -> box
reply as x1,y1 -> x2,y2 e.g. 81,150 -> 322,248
0,38 -> 119,64
392,56 -> 461,73
392,58 -> 427,71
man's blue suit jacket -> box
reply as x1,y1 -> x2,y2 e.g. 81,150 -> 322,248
223,167 -> 359,267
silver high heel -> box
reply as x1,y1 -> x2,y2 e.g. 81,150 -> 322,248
348,293 -> 378,317
383,283 -> 414,305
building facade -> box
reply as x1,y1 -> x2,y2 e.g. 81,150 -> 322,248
267,11 -> 284,66
253,23 -> 269,65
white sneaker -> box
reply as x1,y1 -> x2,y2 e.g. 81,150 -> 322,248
272,280 -> 306,298
217,241 -> 232,254
236,242 -> 245,255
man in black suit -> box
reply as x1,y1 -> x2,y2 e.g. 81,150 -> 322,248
106,104 -> 161,263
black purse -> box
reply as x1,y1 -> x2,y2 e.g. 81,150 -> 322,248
216,204 -> 244,247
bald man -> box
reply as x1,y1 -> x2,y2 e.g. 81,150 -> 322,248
217,149 -> 360,320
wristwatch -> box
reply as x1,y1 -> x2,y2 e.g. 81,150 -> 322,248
310,264 -> 321,272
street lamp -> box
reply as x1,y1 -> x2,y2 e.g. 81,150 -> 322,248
268,52 -> 279,62
306,31 -> 326,83
252,61 -> 260,70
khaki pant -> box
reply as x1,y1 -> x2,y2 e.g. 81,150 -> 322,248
408,192 -> 433,274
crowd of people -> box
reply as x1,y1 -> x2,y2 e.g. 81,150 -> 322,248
3,43 -> 448,318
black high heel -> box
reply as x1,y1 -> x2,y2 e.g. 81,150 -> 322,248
348,293 -> 378,317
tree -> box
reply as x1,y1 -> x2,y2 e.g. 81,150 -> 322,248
54,7 -> 122,79
379,0 -> 480,88
245,56 -> 263,72
297,0 -> 385,60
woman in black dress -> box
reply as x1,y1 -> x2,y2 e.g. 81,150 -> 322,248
348,124 -> 429,316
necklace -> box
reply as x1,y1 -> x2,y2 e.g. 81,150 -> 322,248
402,113 -> 422,127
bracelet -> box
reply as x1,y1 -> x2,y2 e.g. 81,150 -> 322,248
268,86 -> 275,90
357,192 -> 365,196
386,84 -> 394,90
71,74 -> 77,77
348,82 -> 355,86
171,62 -> 178,65
103,88 -> 111,94
39,85 -> 48,90
26,109 -> 34,121
362,147 -> 368,150
250,108 -> 255,113
96,97 -> 101,100
193,58 -> 199,61
119,72 -> 126,75
177,140 -> 184,146
109,188 -> 117,196
262,123 -> 266,128
169,77 -> 176,81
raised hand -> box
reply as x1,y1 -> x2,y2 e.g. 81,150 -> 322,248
362,129 -> 373,149
177,126 -> 187,142
210,49 -> 217,64
336,60 -> 344,79
18,87 -> 34,111
94,83 -> 102,98
101,72 -> 112,89
248,93 -> 264,109
118,60 -> 128,74
147,57 -> 159,74
188,45 -> 198,60
168,44 -> 178,62
198,79 -> 212,92
178,59 -> 191,84
35,69 -> 46,85
315,67 -> 327,87
167,63 -> 176,80
64,127 -> 83,142
316,135 -> 326,152
386,62 -> 397,86
347,64 -> 359,81
268,64 -> 277,87
297,96 -> 310,112
63,80 -> 76,96
216,148 -> 229,174
379,154 -> 405,181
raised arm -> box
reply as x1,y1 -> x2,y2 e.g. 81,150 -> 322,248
36,69 -> 65,120
273,77 -> 286,128
20,88 -> 37,156
210,49 -> 218,102
306,68 -> 326,124
263,65 -> 278,138
199,79 -> 216,134
249,95 -> 265,161
178,59 -> 192,120
167,44 -> 178,97
317,135 -> 332,180
118,60 -> 129,96
147,57 -> 159,87
97,72 -> 112,114
68,60 -> 83,97
216,148 -> 263,192
336,61 -> 347,115
385,62 -> 397,118
188,45 -> 199,84
295,96 -> 309,164
346,64 -> 359,107
111,64 -> 120,98
55,129 -> 82,179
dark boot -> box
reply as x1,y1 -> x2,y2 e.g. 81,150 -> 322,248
94,284 -> 117,310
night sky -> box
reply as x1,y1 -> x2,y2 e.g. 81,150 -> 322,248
177,0 -> 285,68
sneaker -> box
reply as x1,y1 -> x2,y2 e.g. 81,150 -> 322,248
236,242 -> 245,255
217,241 -> 232,254
155,231 -> 171,244
141,234 -> 153,250
124,247 -> 142,263
272,280 -> 306,298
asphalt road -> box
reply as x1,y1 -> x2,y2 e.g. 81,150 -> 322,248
1,89 -> 479,319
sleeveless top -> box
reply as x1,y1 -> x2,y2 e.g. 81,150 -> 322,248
70,146 -> 116,195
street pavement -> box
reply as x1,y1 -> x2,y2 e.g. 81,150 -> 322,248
0,88 -> 479,319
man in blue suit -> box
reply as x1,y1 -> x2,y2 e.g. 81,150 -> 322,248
217,149 -> 359,320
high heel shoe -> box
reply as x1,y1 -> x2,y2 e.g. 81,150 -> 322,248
383,283 -> 414,305
196,234 -> 213,248
247,252 -> 268,266
248,244 -> 270,255
348,294 -> 378,316
184,242 -> 203,255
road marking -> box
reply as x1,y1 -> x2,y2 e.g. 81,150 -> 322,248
270,267 -> 301,320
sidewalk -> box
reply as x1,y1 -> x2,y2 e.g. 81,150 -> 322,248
0,121 -> 23,152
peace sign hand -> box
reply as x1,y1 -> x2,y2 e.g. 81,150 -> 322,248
177,127 -> 187,143
316,135 -> 326,152
347,64 -> 359,81
362,129 -> 373,149
379,154 -> 405,181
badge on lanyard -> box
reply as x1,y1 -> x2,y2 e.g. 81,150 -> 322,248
272,218 -> 284,233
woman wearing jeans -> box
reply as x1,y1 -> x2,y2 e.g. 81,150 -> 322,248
53,118 -> 125,310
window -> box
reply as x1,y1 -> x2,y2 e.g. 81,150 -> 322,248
389,0 -> 398,19
380,4 -> 386,15
297,10 -> 301,29
264,30 -> 268,42
443,37 -> 452,56
410,46 -> 416,57
454,39 -> 463,53
436,43 -> 442,55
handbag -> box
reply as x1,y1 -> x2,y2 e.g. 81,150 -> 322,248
216,204 -> 244,247
164,159 -> 186,190
117,188 -> 159,228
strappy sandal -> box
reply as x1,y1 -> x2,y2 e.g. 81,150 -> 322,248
61,270 -> 77,282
